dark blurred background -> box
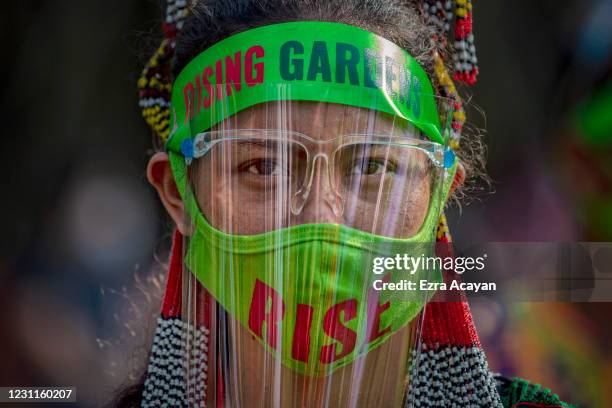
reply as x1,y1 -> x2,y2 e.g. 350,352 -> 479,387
1,1 -> 611,406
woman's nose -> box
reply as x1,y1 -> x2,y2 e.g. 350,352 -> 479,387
292,155 -> 344,225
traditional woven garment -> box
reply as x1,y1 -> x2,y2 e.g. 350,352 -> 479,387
137,1 -> 574,407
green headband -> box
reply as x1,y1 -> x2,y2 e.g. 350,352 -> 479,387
167,22 -> 444,155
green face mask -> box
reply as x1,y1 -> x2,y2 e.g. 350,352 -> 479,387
179,156 -> 456,376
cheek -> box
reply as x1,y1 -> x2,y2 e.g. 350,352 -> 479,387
194,171 -> 229,228
345,177 -> 432,238
395,178 -> 432,237
415,181 -> 432,221
195,175 -> 266,235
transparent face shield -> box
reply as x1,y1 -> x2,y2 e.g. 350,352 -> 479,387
175,84 -> 456,407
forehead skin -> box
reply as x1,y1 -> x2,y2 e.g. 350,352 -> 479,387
212,101 -> 420,140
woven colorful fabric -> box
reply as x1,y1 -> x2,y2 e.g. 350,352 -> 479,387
142,231 -> 210,407
495,375 -> 575,408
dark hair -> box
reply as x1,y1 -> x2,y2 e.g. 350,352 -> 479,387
173,0 -> 435,76
119,0 -> 487,405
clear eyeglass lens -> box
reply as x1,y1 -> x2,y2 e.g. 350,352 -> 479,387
191,136 -> 441,237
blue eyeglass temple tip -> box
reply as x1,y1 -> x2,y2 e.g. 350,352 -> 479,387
444,149 -> 456,169
181,138 -> 194,160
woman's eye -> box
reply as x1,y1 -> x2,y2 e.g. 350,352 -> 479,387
349,158 -> 396,175
245,159 -> 281,175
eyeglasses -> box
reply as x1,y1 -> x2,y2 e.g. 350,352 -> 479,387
186,129 -> 454,237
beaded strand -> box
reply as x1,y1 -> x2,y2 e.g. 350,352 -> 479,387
138,0 -> 189,145
453,0 -> 478,85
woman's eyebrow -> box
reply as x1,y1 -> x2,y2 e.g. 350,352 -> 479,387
234,140 -> 279,150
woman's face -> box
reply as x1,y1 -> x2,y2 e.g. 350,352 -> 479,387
191,101 -> 434,238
